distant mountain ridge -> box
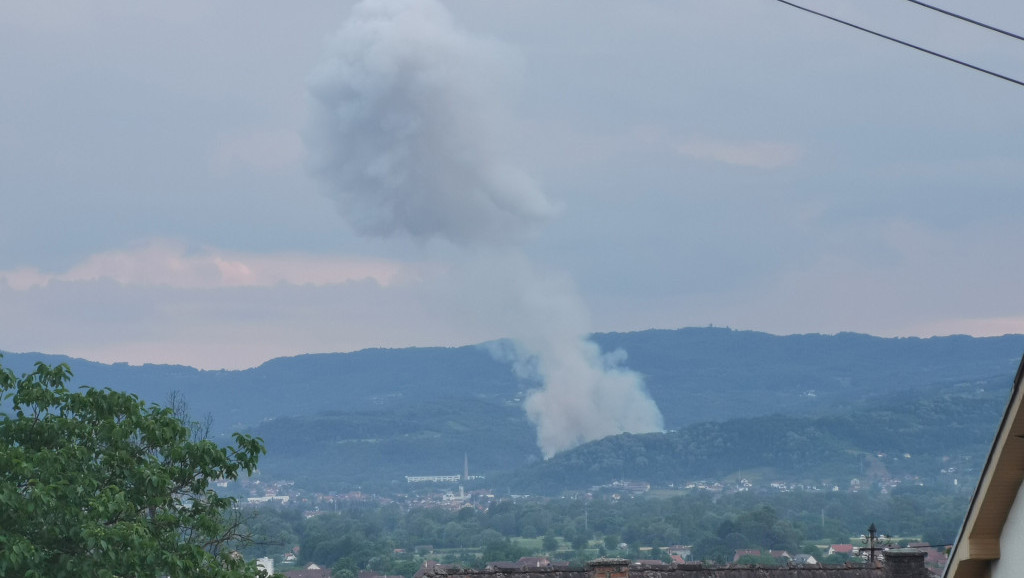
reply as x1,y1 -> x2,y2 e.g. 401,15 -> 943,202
0,345 -> 520,433
4,329 -> 1021,430
3,328 -> 1023,490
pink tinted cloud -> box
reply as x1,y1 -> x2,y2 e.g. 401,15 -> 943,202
0,240 -> 407,290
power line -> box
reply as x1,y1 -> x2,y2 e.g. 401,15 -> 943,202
774,0 -> 1024,89
902,0 -> 1024,44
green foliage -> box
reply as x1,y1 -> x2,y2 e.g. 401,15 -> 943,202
0,359 -> 266,577
244,482 -> 970,570
238,506 -> 303,559
735,553 -> 785,567
332,557 -> 358,578
481,535 -> 530,564
497,382 -> 1002,495
569,532 -> 589,551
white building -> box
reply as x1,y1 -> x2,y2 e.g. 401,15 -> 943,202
945,353 -> 1024,578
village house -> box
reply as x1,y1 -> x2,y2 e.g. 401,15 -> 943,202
286,562 -> 332,578
793,554 -> 819,566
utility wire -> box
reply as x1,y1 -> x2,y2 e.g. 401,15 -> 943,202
902,0 -> 1024,44
774,0 -> 1024,89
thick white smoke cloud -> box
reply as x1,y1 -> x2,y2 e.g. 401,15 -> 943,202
307,0 -> 663,457
524,342 -> 664,459
474,254 -> 663,458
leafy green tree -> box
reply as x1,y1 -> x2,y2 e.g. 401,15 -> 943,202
0,360 -> 265,577
238,506 -> 303,559
480,534 -> 528,565
332,557 -> 357,578
542,533 -> 559,552
386,558 -> 422,577
570,531 -> 589,551
692,535 -> 730,564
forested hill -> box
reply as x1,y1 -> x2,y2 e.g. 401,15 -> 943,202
496,374 -> 1008,495
2,328 -> 1023,490
593,329 -> 1024,427
3,329 -> 1022,433
0,345 -> 519,433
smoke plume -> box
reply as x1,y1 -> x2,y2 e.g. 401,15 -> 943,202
306,0 -> 554,245
307,0 -> 663,458
475,254 -> 663,458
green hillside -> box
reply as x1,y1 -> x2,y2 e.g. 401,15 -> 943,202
3,328 -> 1021,492
498,376 -> 1006,494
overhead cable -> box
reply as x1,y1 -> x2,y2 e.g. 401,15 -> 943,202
902,0 -> 1024,43
774,0 -> 1024,89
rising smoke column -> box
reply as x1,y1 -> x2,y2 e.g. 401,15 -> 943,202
478,254 -> 664,458
306,0 -> 663,458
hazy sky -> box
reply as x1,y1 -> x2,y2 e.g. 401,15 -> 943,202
3,0 -> 1024,370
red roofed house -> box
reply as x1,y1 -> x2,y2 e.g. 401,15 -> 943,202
518,557 -> 552,568
733,549 -> 761,562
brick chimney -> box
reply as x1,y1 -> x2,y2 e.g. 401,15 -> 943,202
884,549 -> 928,578
587,558 -> 630,578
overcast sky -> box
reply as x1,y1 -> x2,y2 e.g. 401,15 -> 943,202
3,0 -> 1024,370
